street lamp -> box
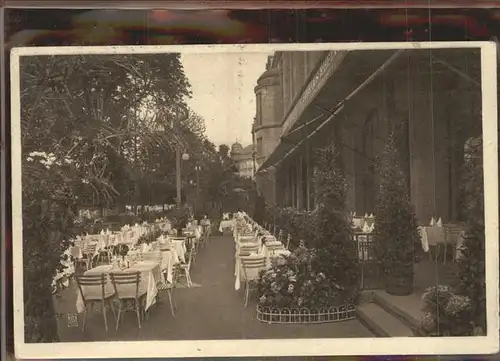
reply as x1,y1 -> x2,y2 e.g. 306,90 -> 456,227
166,104 -> 189,207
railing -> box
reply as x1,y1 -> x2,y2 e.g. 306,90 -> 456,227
353,232 -> 382,290
257,304 -> 356,324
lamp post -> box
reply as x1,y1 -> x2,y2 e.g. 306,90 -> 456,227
177,151 -> 190,205
194,165 -> 201,214
161,103 -> 189,207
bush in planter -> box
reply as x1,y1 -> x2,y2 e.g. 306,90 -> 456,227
257,244 -> 338,309
457,136 -> 486,334
373,133 -> 420,296
419,285 -> 473,336
268,206 -> 316,250
167,205 -> 191,235
310,143 -> 360,304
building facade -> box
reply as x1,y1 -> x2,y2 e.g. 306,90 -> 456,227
230,142 -> 255,179
253,49 -> 482,225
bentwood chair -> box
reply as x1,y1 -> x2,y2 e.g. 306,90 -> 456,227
158,266 -> 177,318
239,243 -> 260,256
83,244 -> 97,270
264,242 -> 284,256
110,271 -> 147,330
444,223 -> 465,263
178,245 -> 194,288
75,273 -> 116,332
240,255 -> 267,307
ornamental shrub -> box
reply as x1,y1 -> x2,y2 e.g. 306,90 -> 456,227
22,153 -> 80,342
309,143 -> 359,304
457,136 -> 486,334
373,133 -> 420,296
419,285 -> 472,336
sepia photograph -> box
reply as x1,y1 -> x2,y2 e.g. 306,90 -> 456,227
10,42 -> 498,358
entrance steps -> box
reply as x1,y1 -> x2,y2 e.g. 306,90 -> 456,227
357,290 -> 425,337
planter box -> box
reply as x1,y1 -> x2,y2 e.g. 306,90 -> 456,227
256,304 -> 356,324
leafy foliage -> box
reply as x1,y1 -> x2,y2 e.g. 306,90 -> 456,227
22,154 -> 79,342
310,143 -> 359,303
167,205 -> 192,230
20,53 -> 204,342
419,285 -> 473,336
258,245 -> 332,309
257,143 -> 359,308
457,136 -> 486,333
265,206 -> 316,250
373,133 -> 419,294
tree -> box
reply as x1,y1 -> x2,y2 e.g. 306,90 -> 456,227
373,133 -> 419,296
457,136 -> 485,333
310,143 -> 359,304
20,53 -> 193,342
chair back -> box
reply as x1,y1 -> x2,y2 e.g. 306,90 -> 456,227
75,273 -> 107,302
239,243 -> 260,256
84,243 -> 97,256
277,229 -> 284,243
110,271 -> 141,300
73,238 -> 84,249
444,223 -> 464,244
266,242 -> 284,251
184,246 -> 194,270
241,256 -> 266,281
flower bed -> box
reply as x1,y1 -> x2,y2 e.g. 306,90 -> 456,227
256,304 -> 356,324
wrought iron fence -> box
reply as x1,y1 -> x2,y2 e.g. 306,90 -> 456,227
353,232 -> 382,290
256,304 -> 356,324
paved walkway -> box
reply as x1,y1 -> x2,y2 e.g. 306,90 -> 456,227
55,235 -> 373,341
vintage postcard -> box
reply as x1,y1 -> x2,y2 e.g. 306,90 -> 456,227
10,42 -> 499,358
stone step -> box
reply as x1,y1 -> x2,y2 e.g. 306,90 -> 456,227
357,303 -> 415,337
372,290 -> 425,336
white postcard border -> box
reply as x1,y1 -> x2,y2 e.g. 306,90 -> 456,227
10,41 -> 499,359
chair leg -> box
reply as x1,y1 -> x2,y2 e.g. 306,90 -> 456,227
135,302 -> 142,329
81,308 -> 88,332
102,301 -> 108,332
186,271 -> 192,287
109,299 -> 116,320
115,302 -> 122,331
244,281 -> 250,308
168,290 -> 176,318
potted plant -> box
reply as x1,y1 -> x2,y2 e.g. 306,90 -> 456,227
419,285 -> 473,336
169,205 -> 190,236
457,136 -> 486,334
310,143 -> 360,304
373,133 -> 419,296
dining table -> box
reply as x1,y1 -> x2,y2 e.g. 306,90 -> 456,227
75,261 -> 163,314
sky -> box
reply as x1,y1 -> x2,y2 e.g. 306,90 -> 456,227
181,52 -> 271,147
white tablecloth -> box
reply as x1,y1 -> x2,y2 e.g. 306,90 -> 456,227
418,225 -> 465,260
158,248 -> 181,283
219,220 -> 234,232
76,261 -> 162,313
418,226 -> 445,252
